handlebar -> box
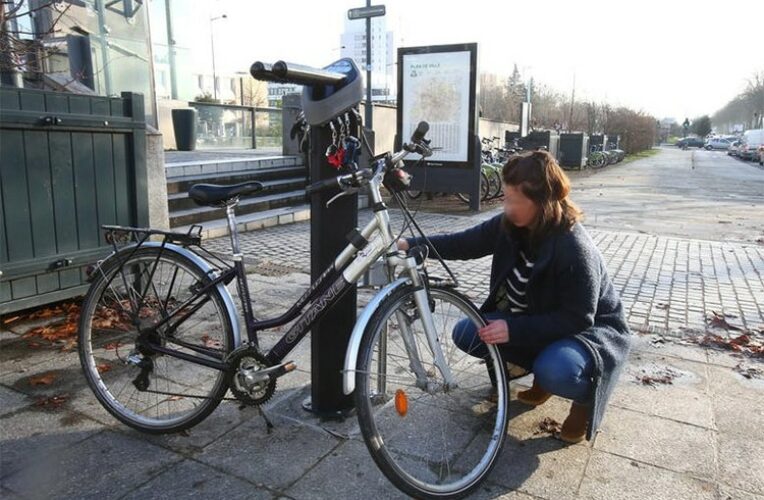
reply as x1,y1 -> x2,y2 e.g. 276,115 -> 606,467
305,169 -> 373,196
250,62 -> 287,83
250,60 -> 345,87
306,121 -> 432,198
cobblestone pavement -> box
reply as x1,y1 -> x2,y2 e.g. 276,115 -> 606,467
205,209 -> 764,337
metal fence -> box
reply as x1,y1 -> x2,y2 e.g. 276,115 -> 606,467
188,102 -> 282,150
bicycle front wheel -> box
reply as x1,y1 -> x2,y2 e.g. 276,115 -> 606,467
355,284 -> 508,499
78,247 -> 234,434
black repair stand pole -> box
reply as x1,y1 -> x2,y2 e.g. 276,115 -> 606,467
302,113 -> 359,419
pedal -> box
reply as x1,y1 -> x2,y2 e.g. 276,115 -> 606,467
247,360 -> 297,384
268,361 -> 297,381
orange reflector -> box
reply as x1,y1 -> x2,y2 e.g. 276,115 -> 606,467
395,389 -> 408,417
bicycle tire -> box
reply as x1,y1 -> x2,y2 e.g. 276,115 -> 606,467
355,284 -> 509,499
589,153 -> 605,169
455,192 -> 470,204
489,164 -> 503,199
480,171 -> 491,201
78,246 -> 234,434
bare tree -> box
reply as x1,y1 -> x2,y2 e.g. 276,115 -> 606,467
713,69 -> 764,132
1,0 -> 71,80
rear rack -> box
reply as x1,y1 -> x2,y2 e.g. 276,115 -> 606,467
103,224 -> 203,247
101,224 -> 232,273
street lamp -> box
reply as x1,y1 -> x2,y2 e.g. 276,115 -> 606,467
210,14 -> 227,101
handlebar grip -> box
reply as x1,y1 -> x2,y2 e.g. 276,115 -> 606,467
250,61 -> 287,83
305,177 -> 341,197
272,61 -> 346,87
411,121 -> 429,143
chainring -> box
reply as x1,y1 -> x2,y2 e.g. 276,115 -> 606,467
226,346 -> 276,406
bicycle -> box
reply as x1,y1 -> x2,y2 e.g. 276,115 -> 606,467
78,122 -> 509,499
586,144 -> 608,169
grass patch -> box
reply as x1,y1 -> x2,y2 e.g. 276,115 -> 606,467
621,148 -> 660,164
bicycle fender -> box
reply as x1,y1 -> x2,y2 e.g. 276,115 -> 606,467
98,242 -> 242,347
343,277 -> 410,395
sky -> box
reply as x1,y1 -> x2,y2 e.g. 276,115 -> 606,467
179,0 -> 764,121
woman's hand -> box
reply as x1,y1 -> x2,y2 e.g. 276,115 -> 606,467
396,239 -> 410,252
478,319 -> 509,344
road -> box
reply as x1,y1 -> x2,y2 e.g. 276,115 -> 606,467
569,146 -> 764,244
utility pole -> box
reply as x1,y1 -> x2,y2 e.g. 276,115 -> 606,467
365,0 -> 372,129
165,0 -> 178,99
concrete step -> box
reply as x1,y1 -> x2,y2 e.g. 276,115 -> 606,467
168,177 -> 307,212
166,165 -> 307,195
172,195 -> 370,241
174,205 -> 312,241
165,154 -> 304,180
170,189 -> 308,228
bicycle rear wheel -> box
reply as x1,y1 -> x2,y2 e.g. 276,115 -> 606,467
78,246 -> 234,434
355,284 -> 508,499
488,164 -> 503,199
480,171 -> 491,201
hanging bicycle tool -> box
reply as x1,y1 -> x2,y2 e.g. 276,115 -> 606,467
250,58 -> 364,418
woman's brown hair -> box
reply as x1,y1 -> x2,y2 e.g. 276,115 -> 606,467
502,150 -> 583,250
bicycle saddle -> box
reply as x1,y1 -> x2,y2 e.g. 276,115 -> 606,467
188,181 -> 264,206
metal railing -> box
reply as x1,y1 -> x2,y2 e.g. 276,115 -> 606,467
188,102 -> 283,150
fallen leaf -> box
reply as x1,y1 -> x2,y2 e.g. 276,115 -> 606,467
96,363 -> 112,374
734,363 -> 763,380
707,311 -> 742,331
200,335 -> 222,349
534,417 -> 562,435
34,394 -> 69,409
696,332 -> 763,357
635,367 -> 679,386
59,338 -> 78,352
29,372 -> 58,386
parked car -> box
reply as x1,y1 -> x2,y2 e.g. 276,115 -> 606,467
739,129 -> 764,161
727,140 -> 742,156
676,137 -> 705,148
704,138 -> 731,150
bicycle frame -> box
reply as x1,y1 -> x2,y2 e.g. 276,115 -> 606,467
127,157 -> 457,389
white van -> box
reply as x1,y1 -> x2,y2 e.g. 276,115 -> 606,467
740,129 -> 764,161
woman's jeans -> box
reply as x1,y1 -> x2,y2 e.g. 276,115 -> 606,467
453,313 -> 594,403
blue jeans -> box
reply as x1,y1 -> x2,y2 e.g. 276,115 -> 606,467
452,313 -> 594,403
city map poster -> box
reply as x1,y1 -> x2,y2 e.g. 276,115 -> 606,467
402,50 -> 471,163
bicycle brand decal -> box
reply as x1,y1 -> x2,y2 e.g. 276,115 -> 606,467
284,278 -> 348,344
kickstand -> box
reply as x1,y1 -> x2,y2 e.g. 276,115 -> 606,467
258,406 -> 275,433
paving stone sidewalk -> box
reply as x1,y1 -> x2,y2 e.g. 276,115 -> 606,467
204,208 -> 764,337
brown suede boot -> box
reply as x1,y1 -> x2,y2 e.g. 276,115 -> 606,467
517,379 -> 552,406
560,402 -> 590,443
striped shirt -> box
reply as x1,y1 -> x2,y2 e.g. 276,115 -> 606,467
494,251 -> 534,314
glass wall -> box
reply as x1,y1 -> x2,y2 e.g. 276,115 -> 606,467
43,0 -> 157,126
190,102 -> 254,149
